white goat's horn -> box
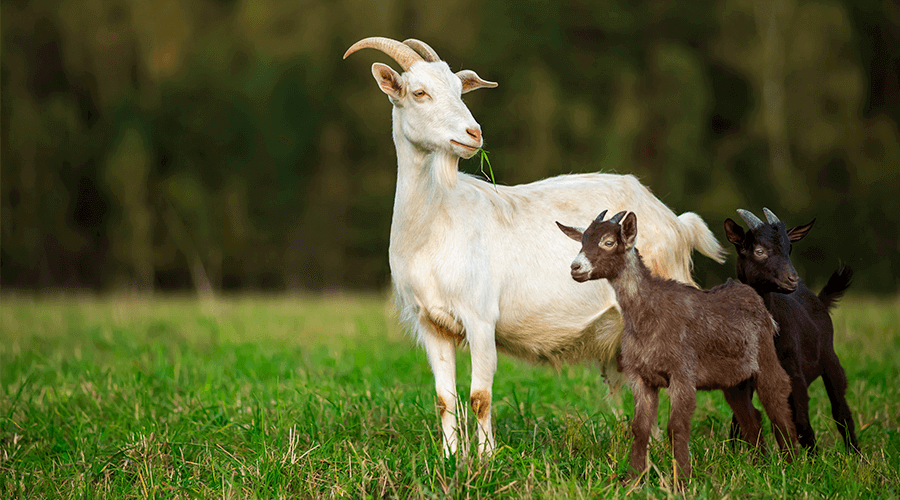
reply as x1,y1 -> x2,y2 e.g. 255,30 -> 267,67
762,207 -> 781,225
737,209 -> 765,230
609,211 -> 627,224
403,39 -> 440,62
594,210 -> 609,223
343,37 -> 424,71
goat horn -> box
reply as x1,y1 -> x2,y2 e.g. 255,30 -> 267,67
594,210 -> 609,223
403,39 -> 440,62
343,37 -> 424,71
609,211 -> 627,224
736,209 -> 765,230
762,207 -> 782,225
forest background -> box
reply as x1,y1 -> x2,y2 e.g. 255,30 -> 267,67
3,0 -> 899,294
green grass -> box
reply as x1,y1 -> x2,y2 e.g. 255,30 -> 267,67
1,294 -> 898,498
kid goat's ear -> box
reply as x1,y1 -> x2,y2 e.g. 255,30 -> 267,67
621,212 -> 637,250
787,218 -> 815,243
372,62 -> 404,99
723,218 -> 745,246
556,221 -> 584,242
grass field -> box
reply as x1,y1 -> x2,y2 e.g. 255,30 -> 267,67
1,294 -> 898,498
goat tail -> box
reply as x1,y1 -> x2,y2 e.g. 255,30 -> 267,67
819,265 -> 853,311
677,212 -> 727,264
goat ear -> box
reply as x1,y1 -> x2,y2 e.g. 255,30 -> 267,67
787,218 -> 815,242
724,218 -> 746,246
556,221 -> 584,242
372,63 -> 404,99
457,69 -> 498,94
621,212 -> 637,250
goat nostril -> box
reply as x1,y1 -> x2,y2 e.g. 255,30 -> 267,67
570,262 -> 580,271
467,128 -> 481,142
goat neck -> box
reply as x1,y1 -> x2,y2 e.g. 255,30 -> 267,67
390,112 -> 460,236
392,111 -> 460,191
607,249 -> 653,321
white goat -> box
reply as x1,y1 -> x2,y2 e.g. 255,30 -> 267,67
344,37 -> 726,456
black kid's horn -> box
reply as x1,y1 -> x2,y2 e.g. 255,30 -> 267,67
737,209 -> 765,231
762,207 -> 782,225
608,211 -> 627,224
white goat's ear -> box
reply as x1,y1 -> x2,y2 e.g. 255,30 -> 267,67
456,69 -> 498,94
372,63 -> 404,99
787,219 -> 815,243
621,212 -> 637,250
723,218 -> 746,246
556,221 -> 584,242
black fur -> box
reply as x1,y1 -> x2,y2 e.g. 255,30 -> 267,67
724,210 -> 860,454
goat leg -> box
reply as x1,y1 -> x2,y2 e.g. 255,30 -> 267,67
754,351 -> 798,461
723,382 -> 766,453
628,377 -> 659,481
787,376 -> 817,453
726,379 -> 762,449
468,320 -> 498,455
422,332 -> 460,457
775,347 -> 817,453
821,352 -> 861,453
667,378 -> 696,484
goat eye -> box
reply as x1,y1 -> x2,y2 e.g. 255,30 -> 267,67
754,248 -> 766,258
601,240 -> 614,248
412,90 -> 427,98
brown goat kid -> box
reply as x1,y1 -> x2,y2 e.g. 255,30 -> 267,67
557,210 -> 798,483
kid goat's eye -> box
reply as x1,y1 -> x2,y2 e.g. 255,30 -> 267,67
413,90 -> 427,98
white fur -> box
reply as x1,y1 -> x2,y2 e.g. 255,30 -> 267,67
571,252 -> 593,276
363,56 -> 726,456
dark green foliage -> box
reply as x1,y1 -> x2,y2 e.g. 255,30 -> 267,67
1,0 -> 898,293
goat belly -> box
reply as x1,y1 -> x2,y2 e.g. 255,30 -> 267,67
619,335 -> 676,388
493,299 -> 624,366
690,334 -> 758,387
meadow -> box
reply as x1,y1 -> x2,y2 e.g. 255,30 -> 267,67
1,294 -> 898,498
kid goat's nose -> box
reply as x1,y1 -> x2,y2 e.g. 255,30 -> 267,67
467,128 -> 482,143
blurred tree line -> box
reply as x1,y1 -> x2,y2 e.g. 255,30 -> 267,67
2,0 -> 899,294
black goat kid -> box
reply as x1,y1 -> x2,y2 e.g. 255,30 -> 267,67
724,208 -> 860,453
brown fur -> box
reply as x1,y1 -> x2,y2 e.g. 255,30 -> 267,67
424,311 -> 465,345
470,389 -> 491,421
437,395 -> 449,419
430,321 -> 465,345
560,211 -> 797,485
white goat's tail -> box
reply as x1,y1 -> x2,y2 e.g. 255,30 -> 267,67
678,212 -> 727,264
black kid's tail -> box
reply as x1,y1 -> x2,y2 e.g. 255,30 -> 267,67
819,266 -> 853,311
